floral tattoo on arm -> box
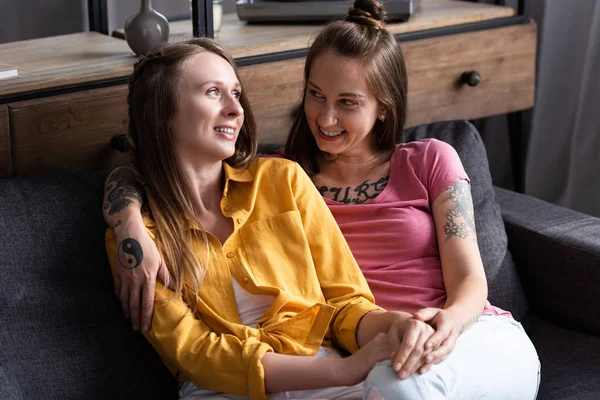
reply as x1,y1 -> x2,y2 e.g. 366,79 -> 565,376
441,180 -> 476,241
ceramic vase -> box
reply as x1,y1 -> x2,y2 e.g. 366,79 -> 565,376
124,0 -> 170,56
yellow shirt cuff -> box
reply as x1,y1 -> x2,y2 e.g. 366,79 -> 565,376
243,338 -> 273,400
333,299 -> 384,354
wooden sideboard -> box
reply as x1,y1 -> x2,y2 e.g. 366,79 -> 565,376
0,0 -> 536,177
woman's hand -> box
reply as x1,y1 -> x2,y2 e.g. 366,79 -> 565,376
262,333 -> 388,392
113,217 -> 174,331
387,317 -> 436,379
342,332 -> 390,386
413,307 -> 460,373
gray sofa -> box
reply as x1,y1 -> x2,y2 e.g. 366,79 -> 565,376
1,121 -> 599,399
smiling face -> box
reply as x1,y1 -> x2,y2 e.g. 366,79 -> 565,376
304,50 -> 384,158
170,51 -> 244,165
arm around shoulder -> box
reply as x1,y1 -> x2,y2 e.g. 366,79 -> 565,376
105,232 -> 274,400
104,166 -> 173,331
103,166 -> 144,228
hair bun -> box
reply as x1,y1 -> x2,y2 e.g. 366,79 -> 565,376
346,0 -> 387,30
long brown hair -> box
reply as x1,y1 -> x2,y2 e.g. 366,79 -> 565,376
285,0 -> 408,175
127,38 -> 258,310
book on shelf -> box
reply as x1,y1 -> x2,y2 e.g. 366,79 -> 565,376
0,62 -> 18,80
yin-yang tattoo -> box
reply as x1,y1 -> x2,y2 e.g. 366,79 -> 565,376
117,238 -> 144,269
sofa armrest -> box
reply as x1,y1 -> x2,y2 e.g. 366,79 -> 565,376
494,187 -> 600,336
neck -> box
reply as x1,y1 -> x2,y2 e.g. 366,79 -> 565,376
179,160 -> 224,217
140,0 -> 153,11
318,148 -> 393,182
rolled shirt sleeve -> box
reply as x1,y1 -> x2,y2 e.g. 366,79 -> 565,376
106,230 -> 274,400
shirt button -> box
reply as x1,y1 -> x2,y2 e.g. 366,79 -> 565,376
224,205 -> 232,212
242,276 -> 249,284
226,252 -> 235,258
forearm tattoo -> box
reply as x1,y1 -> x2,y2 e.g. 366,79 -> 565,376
117,238 -> 144,269
441,181 -> 476,240
316,176 -> 389,204
104,168 -> 144,216
460,314 -> 480,334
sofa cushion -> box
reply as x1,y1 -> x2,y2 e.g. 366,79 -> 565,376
495,186 -> 600,335
0,173 -> 176,399
524,315 -> 600,400
404,120 -> 528,319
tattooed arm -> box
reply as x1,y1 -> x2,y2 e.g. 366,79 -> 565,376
413,180 -> 488,370
103,167 -> 174,331
103,167 -> 144,228
435,180 -> 487,320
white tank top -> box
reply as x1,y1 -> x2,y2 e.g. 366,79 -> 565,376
231,278 -> 275,327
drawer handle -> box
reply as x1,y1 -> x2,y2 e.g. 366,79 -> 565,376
460,71 -> 481,87
111,134 -> 129,153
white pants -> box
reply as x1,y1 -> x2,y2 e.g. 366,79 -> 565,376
364,315 -> 541,400
180,315 -> 540,400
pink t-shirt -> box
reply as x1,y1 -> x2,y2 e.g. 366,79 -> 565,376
322,139 -> 509,317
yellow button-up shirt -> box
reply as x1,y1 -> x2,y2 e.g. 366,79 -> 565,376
105,158 -> 382,400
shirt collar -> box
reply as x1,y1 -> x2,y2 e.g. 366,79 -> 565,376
142,162 -> 254,231
223,161 -> 254,183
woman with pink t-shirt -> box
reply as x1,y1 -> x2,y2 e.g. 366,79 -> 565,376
104,1 -> 540,398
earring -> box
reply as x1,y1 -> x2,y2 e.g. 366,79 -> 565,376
379,114 -> 386,122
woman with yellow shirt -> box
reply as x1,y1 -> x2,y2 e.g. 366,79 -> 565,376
105,37 -> 437,399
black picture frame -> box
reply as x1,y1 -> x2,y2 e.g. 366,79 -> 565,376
191,0 -> 215,38
500,0 -> 526,15
87,0 -> 215,38
88,0 -> 109,35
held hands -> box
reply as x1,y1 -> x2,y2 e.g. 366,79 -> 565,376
387,316 -> 436,379
413,307 -> 460,371
342,333 -> 389,386
113,218 -> 174,331
385,308 -> 461,379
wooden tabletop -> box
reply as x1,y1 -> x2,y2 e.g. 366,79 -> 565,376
0,32 -> 135,98
1,0 -> 514,98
